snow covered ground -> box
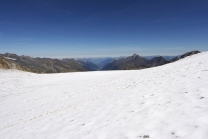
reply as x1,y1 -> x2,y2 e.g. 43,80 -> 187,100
0,52 -> 208,139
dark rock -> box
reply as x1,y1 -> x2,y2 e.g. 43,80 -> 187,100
143,135 -> 150,138
102,54 -> 167,70
170,51 -> 200,62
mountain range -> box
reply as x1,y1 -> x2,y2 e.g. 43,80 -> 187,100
0,51 -> 200,73
0,53 -> 87,73
102,54 -> 168,70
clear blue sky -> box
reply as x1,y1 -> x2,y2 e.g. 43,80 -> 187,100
0,0 -> 208,58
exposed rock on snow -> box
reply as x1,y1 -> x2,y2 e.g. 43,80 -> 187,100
170,50 -> 200,62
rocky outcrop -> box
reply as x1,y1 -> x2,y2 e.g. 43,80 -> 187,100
170,51 -> 200,62
0,56 -> 35,72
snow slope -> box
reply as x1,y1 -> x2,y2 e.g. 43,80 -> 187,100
0,52 -> 208,139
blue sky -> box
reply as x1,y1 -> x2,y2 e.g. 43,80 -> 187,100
0,0 -> 208,58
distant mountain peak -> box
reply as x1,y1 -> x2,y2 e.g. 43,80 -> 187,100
131,54 -> 139,58
152,56 -> 164,59
4,53 -> 18,57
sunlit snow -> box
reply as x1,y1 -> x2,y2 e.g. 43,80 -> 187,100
0,52 -> 208,139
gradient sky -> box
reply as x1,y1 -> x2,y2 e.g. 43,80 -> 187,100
0,0 -> 208,58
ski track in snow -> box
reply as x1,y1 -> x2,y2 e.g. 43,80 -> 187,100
0,52 -> 208,139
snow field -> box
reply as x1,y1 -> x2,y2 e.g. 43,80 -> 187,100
0,52 -> 208,139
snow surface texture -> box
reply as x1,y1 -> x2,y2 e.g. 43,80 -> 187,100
0,52 -> 208,139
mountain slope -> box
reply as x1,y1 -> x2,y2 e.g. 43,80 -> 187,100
143,56 -> 176,61
0,53 -> 87,73
170,50 -> 200,62
102,54 -> 168,70
149,56 -> 168,67
0,55 -> 35,72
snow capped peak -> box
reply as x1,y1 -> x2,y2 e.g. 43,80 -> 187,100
132,54 -> 138,57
